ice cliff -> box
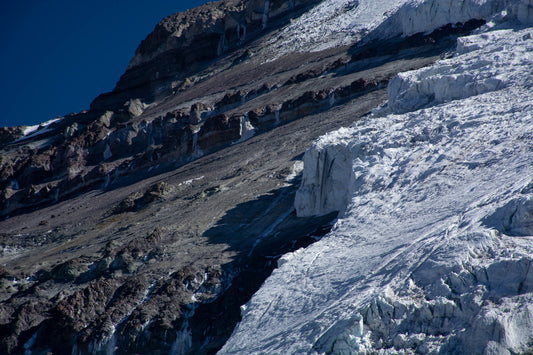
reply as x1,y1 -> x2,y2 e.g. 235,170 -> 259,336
221,12 -> 533,355
263,0 -> 533,56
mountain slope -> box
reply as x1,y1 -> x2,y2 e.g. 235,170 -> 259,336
221,19 -> 533,355
1,0 -> 532,354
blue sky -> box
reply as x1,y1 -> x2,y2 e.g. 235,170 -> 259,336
0,0 -> 209,128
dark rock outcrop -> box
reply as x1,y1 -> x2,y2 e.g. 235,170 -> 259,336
0,4 -> 483,220
91,0 -> 320,111
0,127 -> 25,147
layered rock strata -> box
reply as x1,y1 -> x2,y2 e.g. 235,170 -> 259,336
0,17 -> 481,219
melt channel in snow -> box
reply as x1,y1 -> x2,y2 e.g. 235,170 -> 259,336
220,23 -> 533,355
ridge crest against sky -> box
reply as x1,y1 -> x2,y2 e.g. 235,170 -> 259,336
0,0 -> 209,128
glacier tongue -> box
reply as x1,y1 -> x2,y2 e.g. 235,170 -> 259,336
220,26 -> 533,355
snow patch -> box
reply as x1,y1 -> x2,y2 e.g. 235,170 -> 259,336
285,160 -> 304,182
233,115 -> 256,144
22,117 -> 62,136
178,176 -> 205,187
15,117 -> 63,143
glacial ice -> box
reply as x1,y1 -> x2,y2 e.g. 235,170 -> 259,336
220,23 -> 533,355
263,0 -> 533,58
386,28 -> 533,114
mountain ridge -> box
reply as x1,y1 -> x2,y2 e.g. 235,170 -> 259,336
1,0 -> 532,354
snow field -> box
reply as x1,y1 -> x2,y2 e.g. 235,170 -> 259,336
220,25 -> 533,355
262,0 -> 533,59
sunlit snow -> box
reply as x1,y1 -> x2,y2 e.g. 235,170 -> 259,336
261,0 -> 524,59
15,117 -> 63,143
221,14 -> 533,355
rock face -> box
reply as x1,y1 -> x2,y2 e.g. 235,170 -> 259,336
0,0 -> 493,221
0,0 -> 508,354
91,0 -> 320,111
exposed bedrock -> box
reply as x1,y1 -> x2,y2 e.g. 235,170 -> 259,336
0,12 -> 485,219
0,73 -> 388,219
91,0 -> 320,111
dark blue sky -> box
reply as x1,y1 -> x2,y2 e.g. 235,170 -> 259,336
0,0 -> 209,128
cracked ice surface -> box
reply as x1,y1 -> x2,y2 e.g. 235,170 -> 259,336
386,28 -> 533,114
262,0 -> 521,58
220,27 -> 533,354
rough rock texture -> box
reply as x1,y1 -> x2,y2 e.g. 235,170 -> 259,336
91,0 -> 320,111
0,0 -> 496,353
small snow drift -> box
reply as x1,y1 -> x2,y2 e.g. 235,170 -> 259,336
221,23 -> 533,355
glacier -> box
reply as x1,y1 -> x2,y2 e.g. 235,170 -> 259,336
262,0 -> 533,57
220,11 -> 533,355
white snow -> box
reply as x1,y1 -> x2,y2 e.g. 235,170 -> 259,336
285,160 -> 304,183
220,24 -> 533,355
233,115 -> 256,145
178,176 -> 205,186
261,0 -> 532,59
19,117 -> 62,139
386,28 -> 533,114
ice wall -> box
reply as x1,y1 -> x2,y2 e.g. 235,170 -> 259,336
387,27 -> 533,114
263,0 -> 533,58
294,129 -> 356,217
296,25 -> 533,217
